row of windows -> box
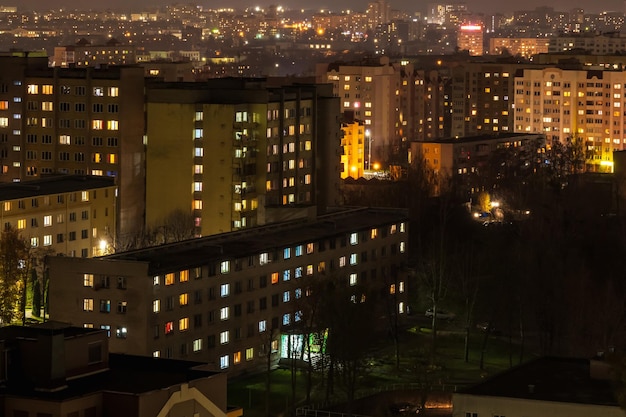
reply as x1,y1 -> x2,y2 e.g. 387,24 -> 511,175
26,85 -> 119,97
83,298 -> 127,314
30,229 -> 92,247
25,135 -> 118,146
0,117 -> 120,130
152,345 -> 257,368
3,191 -> 96,212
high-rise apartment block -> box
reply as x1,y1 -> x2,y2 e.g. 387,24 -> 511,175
514,67 -> 626,171
47,208 -> 410,374
145,78 -> 341,236
341,114 -> 366,179
457,25 -> 484,56
0,53 -> 145,236
489,37 -> 550,58
52,38 -> 137,68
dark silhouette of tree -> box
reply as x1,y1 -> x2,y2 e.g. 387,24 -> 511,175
31,268 -> 41,318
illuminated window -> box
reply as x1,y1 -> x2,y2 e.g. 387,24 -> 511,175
220,355 -> 229,369
165,321 -> 174,334
84,274 -> 94,287
350,273 -> 357,286
350,253 -> 357,265
107,154 -> 117,164
179,293 -> 188,306
350,232 -> 358,245
220,261 -> 230,274
27,84 -> 39,94
92,120 -> 104,130
365,76 -> 372,82
400,242 -> 406,253
107,120 -> 118,130
194,128 -> 203,139
246,348 -> 254,360
283,313 -> 290,325
195,147 -> 203,157
193,182 -> 202,192
152,299 -> 160,313
339,256 -> 346,267
193,200 -> 203,210
42,85 -> 53,94
306,264 -> 313,275
108,87 -> 119,97
220,330 -> 229,344
180,270 -> 189,282
43,235 -> 52,246
234,351 -> 241,364
283,291 -> 290,302
193,338 -> 202,352
17,219 -> 25,229
194,164 -> 203,174
0,117 -> 7,127
179,317 -> 189,331
270,272 -> 279,284
83,298 -> 94,312
259,252 -> 269,265
399,281 -> 405,293
220,283 -> 230,297
93,87 -> 104,97
284,247 -> 291,259
306,243 -> 314,254
165,273 -> 175,285
220,306 -> 229,320
259,320 -> 266,332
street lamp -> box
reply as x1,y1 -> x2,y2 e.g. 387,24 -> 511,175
365,129 -> 372,170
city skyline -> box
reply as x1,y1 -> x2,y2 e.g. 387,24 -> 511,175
15,0 -> 626,15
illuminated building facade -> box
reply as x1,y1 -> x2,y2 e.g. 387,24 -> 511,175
47,208 -> 410,375
0,54 -> 146,237
0,175 -> 116,258
457,25 -> 484,56
145,78 -> 341,237
52,38 -> 137,68
316,56 -> 403,165
450,62 -> 525,138
489,37 -> 550,58
341,115 -> 365,179
514,67 -> 626,171
549,33 -> 626,54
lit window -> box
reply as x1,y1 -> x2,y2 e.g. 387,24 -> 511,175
259,320 -> 266,332
400,242 -> 406,253
30,237 -> 38,247
283,291 -> 290,302
107,120 -> 118,130
84,274 -> 94,287
295,288 -> 302,299
350,273 -> 357,286
350,232 -> 358,245
17,219 -> 25,229
220,330 -> 229,344
399,302 -> 405,314
339,256 -> 346,267
350,253 -> 358,265
195,147 -> 204,157
306,265 -> 313,275
220,283 -> 230,297
165,273 -> 175,285
271,272 -> 279,284
92,120 -> 104,130
390,284 -> 396,294
179,317 -> 189,331
165,321 -> 174,334
152,299 -> 160,313
27,84 -> 39,94
306,243 -> 314,254
246,348 -> 254,360
81,191 -> 89,202
83,298 -> 94,312
193,338 -> 202,352
108,87 -> 119,97
259,252 -> 269,265
234,351 -> 242,364
193,182 -> 202,192
283,313 -> 291,325
179,293 -> 188,306
295,267 -> 303,278
399,282 -> 405,293
283,270 -> 290,281
220,261 -> 230,274
43,235 -> 52,246
194,128 -> 203,139
220,306 -> 229,320
283,247 -> 291,259
43,215 -> 52,227
116,326 -> 127,338
371,228 -> 378,239
194,164 -> 203,174
93,87 -> 104,97
220,355 -> 229,369
295,245 -> 303,256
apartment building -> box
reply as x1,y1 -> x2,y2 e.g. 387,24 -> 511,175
47,208 -> 410,375
0,175 -> 116,257
513,67 -> 626,171
457,25 -> 484,56
548,33 -> 626,54
489,37 -> 550,58
145,78 -> 341,237
316,56 -> 403,165
0,324 -> 238,417
410,133 -> 545,196
52,38 -> 137,68
341,114 -> 366,179
0,53 -> 145,235
450,62 -> 532,138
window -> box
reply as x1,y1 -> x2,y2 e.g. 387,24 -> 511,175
179,270 -> 189,282
43,235 -> 52,246
179,317 -> 189,331
99,299 -> 111,313
220,260 -> 230,274
193,338 -> 202,352
116,326 -> 127,339
283,270 -> 290,281
165,273 -> 175,285
220,306 -> 229,320
43,215 -> 52,227
283,291 -> 290,302
283,313 -> 291,326
234,351 -> 242,364
152,299 -> 160,313
246,348 -> 254,360
108,87 -> 119,97
350,273 -> 357,286
259,252 -> 269,265
350,253 -> 358,265
220,283 -> 230,297
283,247 -> 291,259
259,319 -> 266,332
220,330 -> 229,344
350,232 -> 358,245
83,298 -> 94,312
271,272 -> 279,284
179,293 -> 188,306
165,321 -> 174,334
220,355 -> 229,369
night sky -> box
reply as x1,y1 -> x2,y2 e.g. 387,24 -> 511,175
16,0 -> 626,15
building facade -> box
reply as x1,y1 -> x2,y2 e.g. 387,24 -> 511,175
0,54 -> 145,236
52,38 -> 137,68
513,66 -> 626,171
47,208 -> 410,375
145,78 -> 341,237
0,175 -> 116,257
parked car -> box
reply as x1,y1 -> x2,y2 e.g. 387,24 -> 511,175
389,402 -> 421,415
425,308 -> 456,320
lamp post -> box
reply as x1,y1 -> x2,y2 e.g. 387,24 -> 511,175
365,129 -> 372,170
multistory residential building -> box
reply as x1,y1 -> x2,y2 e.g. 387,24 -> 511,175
0,53 -> 146,237
457,25 -> 484,56
489,37 -> 550,58
0,175 -> 116,257
366,0 -> 391,29
316,56 -> 404,165
340,114 -> 366,178
145,78 -> 341,237
0,324 -> 239,417
47,208 -> 410,375
513,67 -> 626,171
408,69 -> 451,141
410,133 -> 545,196
548,32 -> 626,54
52,38 -> 137,68
450,62 -> 531,138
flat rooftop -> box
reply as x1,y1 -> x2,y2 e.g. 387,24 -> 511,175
105,207 -> 408,275
0,175 -> 116,200
459,357 -> 619,406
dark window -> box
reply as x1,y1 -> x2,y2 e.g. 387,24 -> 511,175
234,304 -> 242,316
207,335 -> 215,348
259,297 -> 267,310
272,294 -> 279,307
260,275 -> 267,288
194,314 -> 202,328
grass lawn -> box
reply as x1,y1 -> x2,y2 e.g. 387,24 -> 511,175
227,323 -> 538,416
